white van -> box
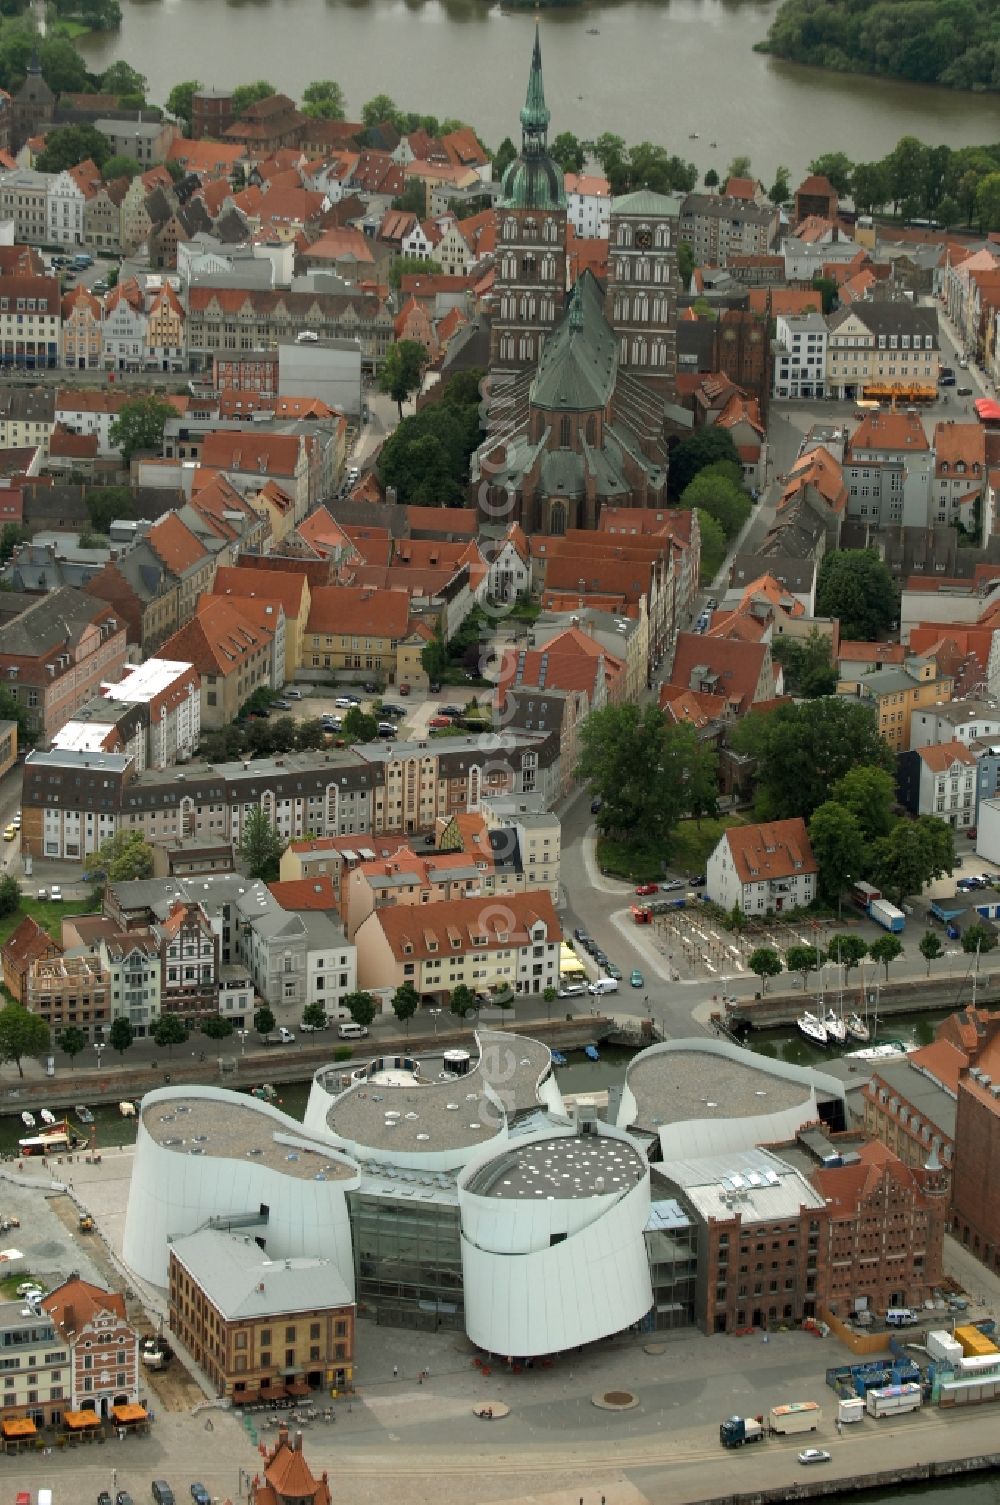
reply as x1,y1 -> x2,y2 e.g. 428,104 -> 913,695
38,1490 -> 54,1505
338,1022 -> 369,1039
588,977 -> 619,995
885,1307 -> 917,1327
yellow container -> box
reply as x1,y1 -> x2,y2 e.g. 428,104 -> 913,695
954,1325 -> 999,1358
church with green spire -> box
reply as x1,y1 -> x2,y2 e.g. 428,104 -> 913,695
489,26 -> 568,378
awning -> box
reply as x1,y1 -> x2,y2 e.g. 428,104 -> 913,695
111,1404 -> 148,1423
63,1410 -> 102,1429
279,1366 -> 304,1376
2,1419 -> 37,1438
286,1378 -> 311,1396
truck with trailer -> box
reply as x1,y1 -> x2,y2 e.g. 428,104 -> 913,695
719,1414 -> 765,1448
869,898 -> 905,933
769,1402 -> 821,1435
865,1383 -> 921,1418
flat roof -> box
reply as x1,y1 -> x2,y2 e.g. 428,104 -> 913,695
324,1030 -> 552,1154
170,1228 -> 352,1318
870,1058 -> 958,1139
141,1096 -> 355,1181
627,1047 -> 814,1131
661,1147 -> 827,1224
466,1134 -> 645,1201
106,658 -> 194,702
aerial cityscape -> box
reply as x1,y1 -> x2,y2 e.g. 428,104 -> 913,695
0,2 -> 999,1504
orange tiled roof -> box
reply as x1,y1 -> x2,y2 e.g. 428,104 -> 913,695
915,740 -> 976,773
42,1276 -> 126,1335
268,876 -> 337,910
369,889 -> 559,962
213,564 -> 309,619
200,430 -> 301,477
305,585 -> 412,638
147,513 -> 208,576
160,596 -> 272,678
724,818 -> 816,885
848,411 -> 929,454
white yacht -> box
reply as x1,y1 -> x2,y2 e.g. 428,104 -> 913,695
797,1011 -> 828,1046
824,1008 -> 848,1046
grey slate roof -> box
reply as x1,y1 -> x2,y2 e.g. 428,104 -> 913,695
612,189 -> 682,218
531,273 -> 616,413
0,585 -> 107,657
170,1228 -> 353,1318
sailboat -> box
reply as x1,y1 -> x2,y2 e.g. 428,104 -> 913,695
21,1111 -> 35,1128
846,1008 -> 870,1043
824,1006 -> 847,1046
40,1109 -> 55,1125
797,1010 -> 828,1046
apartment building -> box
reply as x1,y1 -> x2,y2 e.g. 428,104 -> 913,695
0,1299 -> 70,1426
25,952 -> 110,1041
42,1276 -> 141,1418
0,586 -> 128,742
103,657 -> 201,770
0,272 -> 61,370
185,286 -> 394,371
843,410 -> 934,530
354,889 -> 561,1002
169,1229 -> 354,1402
158,596 -> 276,731
20,734 -> 561,863
896,740 -> 977,829
302,586 -> 411,682
826,302 -> 940,400
855,656 -> 953,753
0,169 -> 51,245
772,313 -> 828,400
706,818 -> 817,916
678,194 -> 778,267
932,421 -> 986,531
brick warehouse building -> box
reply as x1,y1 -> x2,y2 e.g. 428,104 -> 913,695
951,1050 -> 1000,1274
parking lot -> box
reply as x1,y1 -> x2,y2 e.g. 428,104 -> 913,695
268,684 -> 492,743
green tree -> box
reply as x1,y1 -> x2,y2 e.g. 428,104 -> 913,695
420,630 -> 449,684
668,427 -> 740,499
772,630 -> 837,697
808,801 -> 866,909
592,132 -> 626,177
254,1005 -> 276,1035
102,154 -> 141,182
851,160 -> 891,214
695,509 -> 726,583
387,254 -> 442,289
681,469 -> 750,540
85,484 -> 134,533
295,719 -> 328,751
703,168 -> 719,193
302,79 -> 346,120
550,130 -> 585,173
869,933 -> 904,980
0,522 -> 29,561
726,155 -> 752,180
239,806 -> 285,881
748,947 -> 783,992
919,931 -> 943,975
362,92 -> 400,129
302,1002 -> 328,1030
937,194 -> 961,228
379,339 -> 427,419
492,136 -> 517,181
786,943 -> 826,991
677,240 -> 695,287
827,933 -> 868,982
343,707 -> 378,744
885,136 -> 928,213
231,80 -> 276,117
450,983 -> 478,1018
808,152 -> 853,196
153,1014 -> 188,1052
768,164 -> 791,205
0,1003 -> 49,1077
58,1025 -> 87,1061
543,983 -> 557,1020
811,274 -> 838,315
391,981 -> 419,1033
816,548 -> 898,640
576,703 -> 718,855
0,872 -> 20,918
733,698 -> 893,822
38,35 -> 90,93
166,78 -> 202,132
100,59 -> 146,98
345,990 -> 377,1029
108,395 -> 175,465
36,123 -> 111,173
830,765 -> 896,843
975,173 -> 1000,232
871,816 -> 955,905
200,1016 -> 233,1039
109,1016 -> 134,1056
0,683 -> 29,747
962,923 -> 997,968
97,830 -> 154,881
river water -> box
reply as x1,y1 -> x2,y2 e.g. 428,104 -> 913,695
76,0 -> 998,184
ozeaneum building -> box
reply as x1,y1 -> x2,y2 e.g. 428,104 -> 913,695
123,1034 -> 845,1357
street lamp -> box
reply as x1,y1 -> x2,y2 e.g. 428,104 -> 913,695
428,1007 -> 443,1035
93,1041 -> 105,1070
237,1028 -> 248,1056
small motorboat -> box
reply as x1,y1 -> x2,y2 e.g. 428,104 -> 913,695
75,1105 -> 94,1124
21,1111 -> 35,1128
846,1012 -> 870,1044
846,1040 -> 908,1061
118,1100 -> 136,1118
551,1050 -> 567,1067
40,1109 -> 55,1125
584,1044 -> 600,1062
586,26 -> 600,33
688,132 -> 700,139
710,140 -> 718,147
824,1009 -> 848,1046
797,1011 -> 827,1047
19,1119 -> 76,1156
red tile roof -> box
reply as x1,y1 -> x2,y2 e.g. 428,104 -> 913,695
723,818 -> 816,885
915,740 -> 976,773
305,585 -> 412,638
668,633 -> 773,715
160,597 -> 272,678
147,513 -> 208,576
848,411 -> 929,455
268,876 -> 337,910
200,430 -> 301,477
213,564 -> 309,620
369,890 -> 559,962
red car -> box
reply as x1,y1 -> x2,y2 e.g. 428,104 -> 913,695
635,882 -> 659,896
428,715 -> 452,729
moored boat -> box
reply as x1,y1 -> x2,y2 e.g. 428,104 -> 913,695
846,1012 -> 870,1043
19,1118 -> 77,1156
846,1040 -> 908,1061
824,1008 -> 848,1046
584,1044 -> 600,1061
797,1011 -> 828,1046
75,1104 -> 94,1124
21,1111 -> 35,1128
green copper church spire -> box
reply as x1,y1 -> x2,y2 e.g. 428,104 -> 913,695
520,23 -> 550,141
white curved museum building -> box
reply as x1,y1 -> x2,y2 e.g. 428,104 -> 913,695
122,1032 -> 844,1355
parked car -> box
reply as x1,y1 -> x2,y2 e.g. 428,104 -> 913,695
299,1019 -> 326,1032
590,797 -> 603,814
190,1487 -> 211,1505
606,962 -> 622,980
573,928 -> 590,945
380,703 -> 405,718
377,722 -> 397,738
271,698 -> 292,710
635,883 -> 658,896
3,824 -> 15,841
439,704 -> 463,717
285,687 -> 303,699
688,873 -> 707,886
593,949 -> 608,967
399,683 -> 411,695
957,385 -> 973,396
662,878 -> 684,891
334,696 -> 354,709
558,982 -> 586,997
798,1450 -> 831,1466
50,886 -> 62,901
116,1493 -> 134,1505
630,969 -> 644,988
151,1485 -> 176,1505
958,356 -> 969,368
428,715 -> 453,728
98,1493 -> 113,1505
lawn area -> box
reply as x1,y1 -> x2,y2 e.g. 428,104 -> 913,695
0,897 -> 94,950
596,812 -> 748,884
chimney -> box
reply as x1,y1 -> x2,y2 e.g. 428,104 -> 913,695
295,1430 -> 304,1452
278,1423 -> 289,1447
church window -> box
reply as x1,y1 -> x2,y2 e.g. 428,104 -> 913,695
655,223 -> 670,248
503,217 -> 517,241
501,254 -> 516,279
635,294 -> 649,321
619,336 -> 628,362
550,501 -> 567,535
560,416 -> 572,448
523,217 -> 538,242
541,254 -> 555,281
519,335 -> 533,360
501,335 -> 515,360
523,253 -> 537,278
631,338 -> 648,366
586,416 -> 597,445
543,218 -> 559,243
614,296 -> 626,322
652,339 -> 666,367
616,224 -> 632,248
637,258 -> 651,280
615,258 -> 629,283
